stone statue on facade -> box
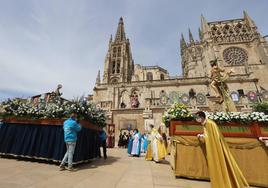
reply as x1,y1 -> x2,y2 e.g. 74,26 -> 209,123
131,94 -> 139,108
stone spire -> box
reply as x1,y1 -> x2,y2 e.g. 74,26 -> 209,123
189,29 -> 194,43
107,35 -> 113,51
198,27 -> 203,41
243,10 -> 256,28
109,35 -> 113,44
180,34 -> 187,50
102,17 -> 134,84
96,70 -> 100,85
201,14 -> 210,33
114,17 -> 126,42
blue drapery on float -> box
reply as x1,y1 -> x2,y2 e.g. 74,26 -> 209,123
0,122 -> 100,164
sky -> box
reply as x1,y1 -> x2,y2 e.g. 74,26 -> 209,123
0,0 -> 267,101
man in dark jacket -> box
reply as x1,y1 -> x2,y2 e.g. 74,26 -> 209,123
99,129 -> 107,159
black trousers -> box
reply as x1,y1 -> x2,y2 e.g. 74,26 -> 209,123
98,140 -> 107,159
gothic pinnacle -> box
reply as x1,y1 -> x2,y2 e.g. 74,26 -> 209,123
198,28 -> 203,41
189,29 -> 194,43
243,10 -> 256,28
201,14 -> 210,33
96,70 -> 101,85
180,34 -> 187,49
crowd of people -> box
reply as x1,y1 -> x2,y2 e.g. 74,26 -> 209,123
59,111 -> 249,188
117,130 -> 149,152
58,112 -> 169,172
119,126 -> 169,163
117,131 -> 130,148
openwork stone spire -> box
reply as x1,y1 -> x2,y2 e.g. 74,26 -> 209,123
115,17 -> 126,42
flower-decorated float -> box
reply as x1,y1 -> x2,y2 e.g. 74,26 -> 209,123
163,103 -> 268,187
0,94 -> 106,164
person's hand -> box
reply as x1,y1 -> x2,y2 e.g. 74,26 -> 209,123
197,134 -> 205,143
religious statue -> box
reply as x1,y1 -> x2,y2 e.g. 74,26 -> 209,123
131,94 -> 139,108
209,59 -> 237,112
45,84 -> 63,103
54,84 -> 63,96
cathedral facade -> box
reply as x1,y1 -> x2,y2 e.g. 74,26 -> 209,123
92,12 -> 268,139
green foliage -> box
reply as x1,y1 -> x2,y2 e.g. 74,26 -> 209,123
253,102 -> 268,115
162,103 -> 194,127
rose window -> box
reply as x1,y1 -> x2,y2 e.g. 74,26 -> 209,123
223,47 -> 248,65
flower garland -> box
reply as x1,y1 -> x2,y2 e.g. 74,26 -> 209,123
162,103 -> 268,127
206,111 -> 268,123
0,97 -> 106,128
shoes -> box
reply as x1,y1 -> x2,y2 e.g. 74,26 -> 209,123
59,164 -> 65,171
67,166 -> 76,171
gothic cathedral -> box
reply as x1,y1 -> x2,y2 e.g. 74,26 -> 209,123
92,12 -> 268,140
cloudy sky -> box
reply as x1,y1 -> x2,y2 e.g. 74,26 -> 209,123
0,0 -> 267,101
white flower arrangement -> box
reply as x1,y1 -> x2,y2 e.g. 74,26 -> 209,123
206,111 -> 268,123
162,103 -> 268,127
162,103 -> 194,126
0,97 -> 107,128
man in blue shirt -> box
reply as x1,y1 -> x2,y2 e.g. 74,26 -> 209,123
59,113 -> 82,171
99,129 -> 107,159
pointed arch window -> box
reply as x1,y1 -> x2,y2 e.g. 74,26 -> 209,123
160,74 -> 165,80
112,61 -> 116,74
147,72 -> 153,81
117,47 -> 121,57
113,47 -> 117,57
116,60 -> 120,73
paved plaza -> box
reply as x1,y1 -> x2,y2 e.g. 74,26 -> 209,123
0,148 -> 259,188
0,148 -> 211,188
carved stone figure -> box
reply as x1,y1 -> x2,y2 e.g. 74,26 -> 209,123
131,93 -> 139,108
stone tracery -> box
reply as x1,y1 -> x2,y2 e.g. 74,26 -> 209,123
223,47 -> 248,65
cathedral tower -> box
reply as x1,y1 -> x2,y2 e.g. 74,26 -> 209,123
102,17 -> 134,84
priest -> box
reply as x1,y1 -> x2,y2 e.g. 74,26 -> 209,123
195,111 -> 249,188
145,124 -> 167,162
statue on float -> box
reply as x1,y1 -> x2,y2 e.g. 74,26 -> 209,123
51,84 -> 63,97
209,59 -> 237,112
44,84 -> 63,104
